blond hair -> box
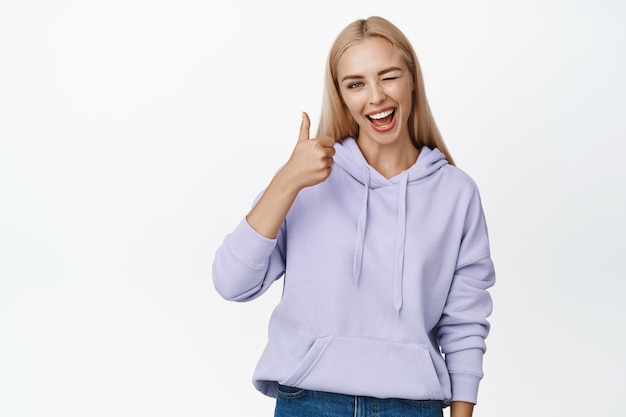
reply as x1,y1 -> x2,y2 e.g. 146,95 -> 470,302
316,16 -> 455,165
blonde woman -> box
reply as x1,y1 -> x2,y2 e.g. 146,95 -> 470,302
213,16 -> 495,417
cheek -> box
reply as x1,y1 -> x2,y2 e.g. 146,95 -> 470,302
390,89 -> 413,115
342,96 -> 362,118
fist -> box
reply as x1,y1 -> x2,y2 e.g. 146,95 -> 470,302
283,112 -> 336,190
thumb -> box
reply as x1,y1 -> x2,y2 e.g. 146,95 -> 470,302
298,111 -> 311,142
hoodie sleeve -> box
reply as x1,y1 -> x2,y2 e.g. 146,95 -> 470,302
212,214 -> 286,302
437,186 -> 495,404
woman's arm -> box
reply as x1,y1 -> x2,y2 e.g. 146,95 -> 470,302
212,113 -> 335,301
437,186 -> 495,405
450,401 -> 474,417
247,112 -> 335,238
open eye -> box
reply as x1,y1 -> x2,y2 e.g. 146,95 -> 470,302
348,81 -> 364,89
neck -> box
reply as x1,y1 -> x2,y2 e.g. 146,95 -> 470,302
357,138 -> 419,179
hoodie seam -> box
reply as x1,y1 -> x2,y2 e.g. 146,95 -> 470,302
447,370 -> 483,378
224,238 -> 270,270
455,253 -> 491,271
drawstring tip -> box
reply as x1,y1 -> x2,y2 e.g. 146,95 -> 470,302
394,300 -> 402,316
353,268 -> 360,286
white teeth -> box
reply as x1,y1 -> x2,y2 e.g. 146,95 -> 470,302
369,109 -> 394,119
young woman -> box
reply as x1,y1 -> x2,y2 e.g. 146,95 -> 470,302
213,16 -> 495,417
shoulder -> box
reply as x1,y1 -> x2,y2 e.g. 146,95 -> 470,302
438,164 -> 482,196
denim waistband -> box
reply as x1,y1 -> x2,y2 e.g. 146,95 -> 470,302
275,384 -> 444,417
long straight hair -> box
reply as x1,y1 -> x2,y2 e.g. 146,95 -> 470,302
316,16 -> 455,165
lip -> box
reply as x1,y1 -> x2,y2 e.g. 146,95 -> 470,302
366,107 -> 397,133
366,106 -> 396,118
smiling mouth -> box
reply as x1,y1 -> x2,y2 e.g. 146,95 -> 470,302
367,108 -> 396,130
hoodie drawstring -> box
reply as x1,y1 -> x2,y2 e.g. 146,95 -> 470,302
393,172 -> 409,314
334,139 -> 449,316
353,166 -> 370,284
353,167 -> 409,315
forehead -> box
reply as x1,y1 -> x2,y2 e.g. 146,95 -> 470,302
337,37 -> 406,77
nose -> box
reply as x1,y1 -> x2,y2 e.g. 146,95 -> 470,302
368,82 -> 386,104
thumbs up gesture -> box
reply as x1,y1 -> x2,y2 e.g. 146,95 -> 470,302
281,112 -> 336,191
245,112 -> 336,239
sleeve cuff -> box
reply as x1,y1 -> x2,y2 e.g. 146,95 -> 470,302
446,348 -> 484,404
226,218 -> 278,266
449,372 -> 481,404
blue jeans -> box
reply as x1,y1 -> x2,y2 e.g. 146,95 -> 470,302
274,385 -> 444,417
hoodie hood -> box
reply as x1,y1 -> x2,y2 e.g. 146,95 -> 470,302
333,137 -> 449,187
334,137 -> 449,314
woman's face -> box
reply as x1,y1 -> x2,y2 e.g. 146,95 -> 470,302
336,37 -> 414,148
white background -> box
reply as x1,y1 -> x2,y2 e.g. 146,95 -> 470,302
1,0 -> 625,416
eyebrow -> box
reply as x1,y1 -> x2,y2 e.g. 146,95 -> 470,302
341,66 -> 403,82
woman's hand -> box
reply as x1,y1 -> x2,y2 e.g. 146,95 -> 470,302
246,112 -> 336,239
278,111 -> 336,192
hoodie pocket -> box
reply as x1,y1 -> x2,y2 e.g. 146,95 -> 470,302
281,336 -> 444,400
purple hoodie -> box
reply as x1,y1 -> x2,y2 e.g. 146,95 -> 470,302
212,137 -> 495,404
